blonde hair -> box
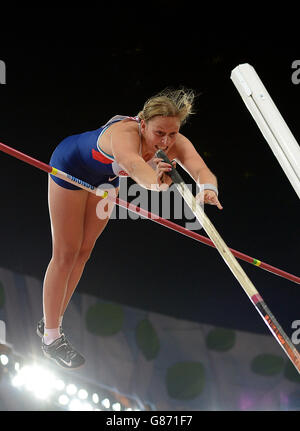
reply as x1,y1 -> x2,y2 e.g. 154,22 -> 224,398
138,87 -> 195,125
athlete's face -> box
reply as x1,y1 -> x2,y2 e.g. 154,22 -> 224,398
141,116 -> 180,154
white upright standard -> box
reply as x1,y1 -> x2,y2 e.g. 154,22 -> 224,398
231,63 -> 300,199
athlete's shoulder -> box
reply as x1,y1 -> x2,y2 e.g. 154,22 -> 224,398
174,132 -> 193,150
102,114 -> 140,127
172,132 -> 197,162
111,117 -> 140,135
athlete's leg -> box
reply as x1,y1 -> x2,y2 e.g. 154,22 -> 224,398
60,187 -> 119,316
43,177 -> 89,329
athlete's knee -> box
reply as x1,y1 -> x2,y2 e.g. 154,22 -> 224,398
76,246 -> 93,265
52,247 -> 80,269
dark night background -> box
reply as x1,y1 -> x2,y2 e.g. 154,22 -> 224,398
0,8 -> 299,343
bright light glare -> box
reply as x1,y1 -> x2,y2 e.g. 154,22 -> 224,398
82,402 -> 93,411
58,394 -> 69,406
8,360 -> 130,412
78,389 -> 88,400
54,379 -> 65,391
10,364 -> 56,401
112,402 -> 121,411
69,399 -> 82,411
92,393 -> 99,404
101,398 -> 110,409
12,374 -> 24,388
66,383 -> 77,396
34,386 -> 50,400
0,354 -> 9,366
68,399 -> 93,411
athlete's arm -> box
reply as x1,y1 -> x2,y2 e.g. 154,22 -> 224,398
175,134 -> 223,209
175,133 -> 216,184
111,125 -> 168,191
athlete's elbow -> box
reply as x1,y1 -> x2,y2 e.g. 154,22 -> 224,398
113,155 -> 132,176
125,158 -> 145,178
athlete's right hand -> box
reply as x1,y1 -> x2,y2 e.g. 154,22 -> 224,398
153,158 -> 174,191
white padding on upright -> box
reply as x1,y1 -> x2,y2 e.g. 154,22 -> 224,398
231,63 -> 300,199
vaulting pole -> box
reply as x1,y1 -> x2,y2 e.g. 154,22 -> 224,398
156,149 -> 300,374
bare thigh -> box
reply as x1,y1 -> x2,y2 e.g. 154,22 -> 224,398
80,187 -> 119,254
48,177 -> 89,255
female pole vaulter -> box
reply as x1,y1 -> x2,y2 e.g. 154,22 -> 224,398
37,88 -> 223,369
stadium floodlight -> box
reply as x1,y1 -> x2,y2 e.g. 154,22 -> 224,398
66,383 -> 77,396
112,402 -> 121,411
82,402 -> 93,411
78,389 -> 88,400
69,399 -> 82,411
54,379 -> 65,391
58,394 -> 70,406
10,363 -> 57,402
92,393 -> 99,404
0,354 -> 9,366
101,398 -> 110,409
11,374 -> 23,388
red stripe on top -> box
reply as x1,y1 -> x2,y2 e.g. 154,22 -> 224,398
92,149 -> 113,165
252,294 -> 263,304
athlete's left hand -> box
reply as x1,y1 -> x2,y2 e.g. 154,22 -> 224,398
196,190 -> 223,210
